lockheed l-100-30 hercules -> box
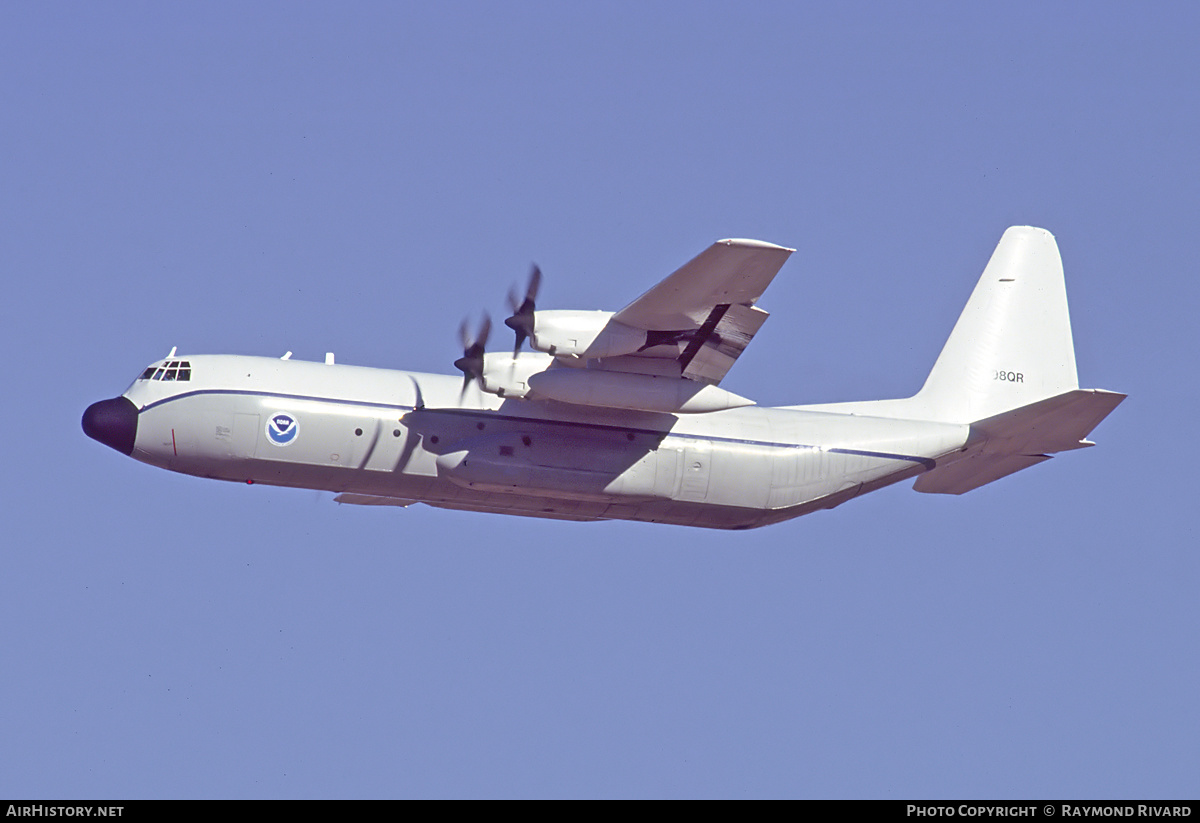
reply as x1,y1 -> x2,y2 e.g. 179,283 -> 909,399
83,227 -> 1123,529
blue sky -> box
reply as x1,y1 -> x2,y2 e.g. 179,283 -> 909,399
3,1 -> 1197,798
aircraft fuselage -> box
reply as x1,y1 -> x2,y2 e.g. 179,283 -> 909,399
86,354 -> 969,529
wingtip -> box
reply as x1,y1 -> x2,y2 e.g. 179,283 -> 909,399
716,238 -> 796,253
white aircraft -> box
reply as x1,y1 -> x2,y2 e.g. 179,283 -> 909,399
83,227 -> 1123,529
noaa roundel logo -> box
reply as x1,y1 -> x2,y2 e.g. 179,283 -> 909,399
266,413 -> 299,446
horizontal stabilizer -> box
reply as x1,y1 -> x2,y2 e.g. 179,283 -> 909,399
915,389 -> 1124,494
915,453 -> 1052,495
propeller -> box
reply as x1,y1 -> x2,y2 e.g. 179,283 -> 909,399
504,264 -> 542,356
454,313 -> 491,397
395,375 -> 426,472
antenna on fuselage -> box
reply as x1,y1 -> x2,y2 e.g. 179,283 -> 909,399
281,351 -> 293,360
325,352 -> 335,365
166,346 -> 177,359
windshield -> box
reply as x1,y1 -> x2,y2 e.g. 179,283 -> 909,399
138,360 -> 191,382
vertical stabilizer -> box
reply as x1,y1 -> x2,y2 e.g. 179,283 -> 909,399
913,226 -> 1078,422
822,226 -> 1081,424
789,226 -> 1085,424
786,226 -> 1122,495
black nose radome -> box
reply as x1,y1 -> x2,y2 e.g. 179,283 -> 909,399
82,396 -> 138,456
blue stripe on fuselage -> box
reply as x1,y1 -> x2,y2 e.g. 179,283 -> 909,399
136,388 -> 936,469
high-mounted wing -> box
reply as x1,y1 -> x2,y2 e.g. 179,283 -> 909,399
465,238 -> 794,415
605,238 -> 793,384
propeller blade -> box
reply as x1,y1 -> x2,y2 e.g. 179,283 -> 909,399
525,263 -> 541,304
505,321 -> 529,358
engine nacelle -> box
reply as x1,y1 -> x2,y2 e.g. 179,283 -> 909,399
529,311 -> 646,358
475,352 -> 753,414
527,368 -> 754,414
477,351 -> 555,399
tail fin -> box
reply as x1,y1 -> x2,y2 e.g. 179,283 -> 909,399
912,226 -> 1078,423
794,226 -> 1085,424
791,226 -> 1124,494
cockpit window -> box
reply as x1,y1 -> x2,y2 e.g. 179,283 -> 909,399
138,361 -> 192,382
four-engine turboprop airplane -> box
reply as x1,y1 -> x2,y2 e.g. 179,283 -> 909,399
83,227 -> 1123,529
